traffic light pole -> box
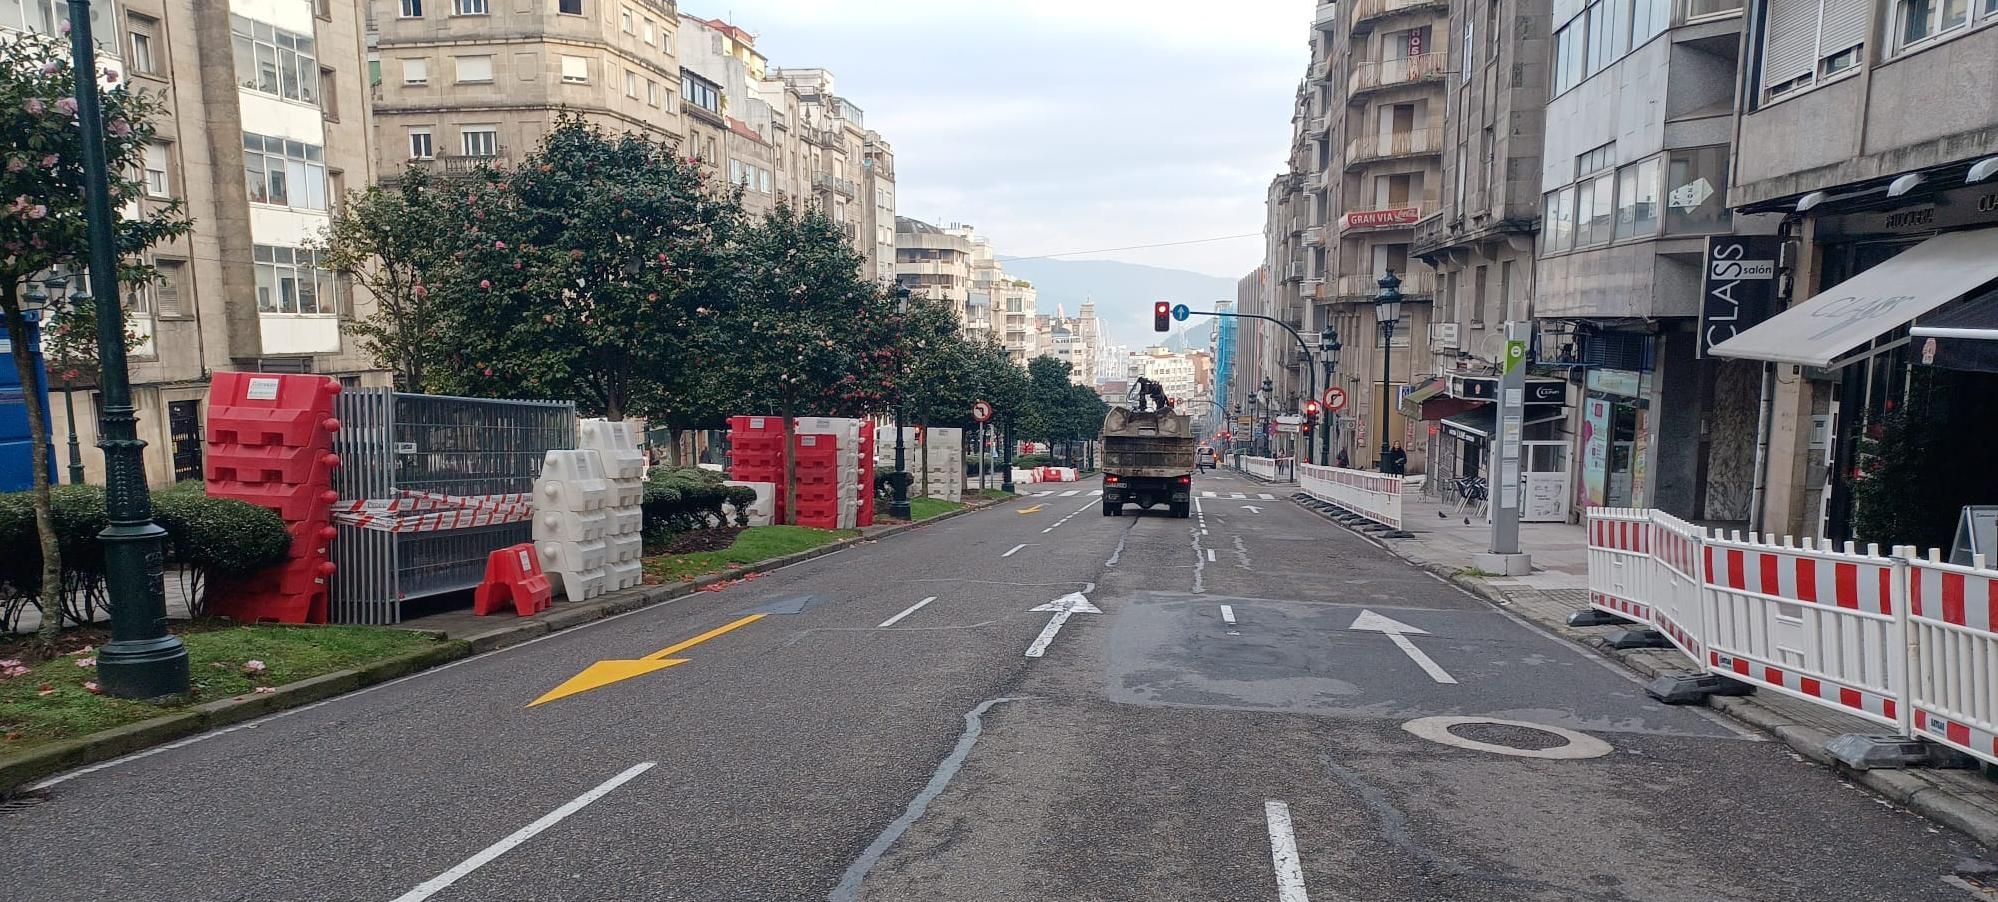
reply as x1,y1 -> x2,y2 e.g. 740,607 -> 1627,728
1175,310 -> 1318,465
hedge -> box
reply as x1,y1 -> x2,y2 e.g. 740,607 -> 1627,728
641,467 -> 757,536
0,482 -> 292,628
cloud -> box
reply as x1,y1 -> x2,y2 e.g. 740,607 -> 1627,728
692,0 -> 1309,277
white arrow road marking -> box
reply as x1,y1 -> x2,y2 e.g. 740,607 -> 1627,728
392,762 -> 656,902
1241,504 -> 1264,514
1220,604 -> 1236,624
1349,610 -> 1457,684
1001,544 -> 1029,558
879,596 -> 938,628
1265,800 -> 1311,902
1025,592 -> 1101,658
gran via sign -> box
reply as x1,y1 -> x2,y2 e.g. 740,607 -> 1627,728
1698,235 -> 1779,358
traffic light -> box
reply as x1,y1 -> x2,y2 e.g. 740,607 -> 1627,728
1303,399 -> 1322,418
1153,301 -> 1171,332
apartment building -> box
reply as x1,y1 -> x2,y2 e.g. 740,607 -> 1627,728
370,0 -> 684,179
12,0 -> 386,487
1533,0 -> 1750,520
1038,302 -> 1106,386
995,278 -> 1038,362
1707,0 -> 1998,542
862,134 -> 897,283
1408,0 -> 1561,515
676,15 -> 776,215
894,216 -> 975,328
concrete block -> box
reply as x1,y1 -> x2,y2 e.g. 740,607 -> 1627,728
1472,552 -> 1533,576
1827,734 -> 1978,770
1645,673 -> 1757,705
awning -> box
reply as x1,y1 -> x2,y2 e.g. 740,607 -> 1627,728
1397,375 -> 1450,418
1912,292 -> 1998,373
1439,404 -> 1564,441
1708,230 -> 1998,369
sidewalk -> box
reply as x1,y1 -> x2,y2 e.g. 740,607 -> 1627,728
1318,488 -> 1998,848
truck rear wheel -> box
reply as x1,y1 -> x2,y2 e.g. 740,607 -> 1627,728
1102,502 -> 1120,516
1170,502 -> 1190,519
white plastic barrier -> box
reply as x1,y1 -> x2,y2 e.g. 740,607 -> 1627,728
1906,553 -> 1998,759
578,418 -> 645,591
724,480 -> 776,527
1297,463 -> 1404,531
534,449 -> 611,600
1582,508 -> 1998,766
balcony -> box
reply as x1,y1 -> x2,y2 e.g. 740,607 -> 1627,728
1303,171 -> 1329,192
1314,1 -> 1339,27
1348,52 -> 1447,99
1312,56 -> 1336,83
1350,0 -> 1449,32
1337,270 -> 1436,299
1308,115 -> 1330,138
402,152 -> 509,178
1282,261 -> 1306,283
1302,225 -> 1326,246
1344,126 -> 1444,167
813,172 -> 858,198
1336,193 -> 1437,235
864,157 -> 895,181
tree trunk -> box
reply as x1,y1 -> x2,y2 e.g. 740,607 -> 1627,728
781,405 -> 798,527
4,301 -> 64,637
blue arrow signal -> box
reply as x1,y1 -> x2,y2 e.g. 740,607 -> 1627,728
1171,303 -> 1191,322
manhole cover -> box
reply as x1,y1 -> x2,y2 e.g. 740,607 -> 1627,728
1446,722 -> 1571,750
1402,716 -> 1613,760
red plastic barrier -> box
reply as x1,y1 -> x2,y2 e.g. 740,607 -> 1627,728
206,371 -> 343,448
203,372 -> 344,624
474,543 -> 553,617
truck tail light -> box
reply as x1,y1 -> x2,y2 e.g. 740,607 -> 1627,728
1105,475 -> 1120,484
1178,476 -> 1192,485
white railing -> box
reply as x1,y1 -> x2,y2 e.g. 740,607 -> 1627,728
1298,463 -> 1404,530
1584,507 -> 1998,766
1240,455 -> 1295,483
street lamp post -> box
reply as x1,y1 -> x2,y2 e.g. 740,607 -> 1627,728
889,296 -> 912,521
1259,376 -> 1273,457
1373,271 -> 1404,474
27,274 -> 85,484
1320,325 -> 1341,469
68,0 -> 188,699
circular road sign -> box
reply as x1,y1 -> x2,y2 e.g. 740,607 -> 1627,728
971,399 -> 994,423
1324,386 -> 1348,413
1171,303 -> 1191,322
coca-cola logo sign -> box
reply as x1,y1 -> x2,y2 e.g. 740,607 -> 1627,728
1343,207 -> 1421,229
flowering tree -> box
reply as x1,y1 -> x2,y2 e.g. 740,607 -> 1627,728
0,32 -> 190,635
313,165 -> 466,391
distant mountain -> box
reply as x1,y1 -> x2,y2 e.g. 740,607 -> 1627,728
1000,258 -> 1238,350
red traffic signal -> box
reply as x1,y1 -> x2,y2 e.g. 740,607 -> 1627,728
1303,399 -> 1322,417
1153,301 -> 1171,332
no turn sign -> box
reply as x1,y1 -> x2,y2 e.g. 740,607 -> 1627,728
972,399 -> 994,423
1323,387 -> 1348,413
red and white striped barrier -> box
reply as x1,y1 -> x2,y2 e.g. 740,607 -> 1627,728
1240,455 -> 1295,483
1584,508 -> 1998,766
332,491 -> 536,533
1297,463 -> 1404,531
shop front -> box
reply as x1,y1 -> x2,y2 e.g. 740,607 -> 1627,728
1575,367 -> 1647,510
1405,373 -> 1569,521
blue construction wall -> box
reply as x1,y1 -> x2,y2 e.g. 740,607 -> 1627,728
0,320 -> 56,492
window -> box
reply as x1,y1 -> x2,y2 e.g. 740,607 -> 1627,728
320,68 -> 338,119
1542,186 -> 1576,254
455,54 -> 493,83
453,0 -> 487,13
407,128 -> 434,159
560,55 -> 587,82
402,57 -> 428,84
1761,0 -> 1869,98
128,14 -> 159,75
558,0 -> 582,13
154,260 -> 187,318
1574,172 -> 1615,246
681,73 -> 720,113
620,7 -> 632,31
1471,265 -> 1489,325
243,133 -> 328,211
1575,142 -> 1614,178
1664,144 -> 1730,235
143,143 -> 170,197
461,126 -> 499,158
316,0 -> 331,18
1614,157 -> 1660,239
642,19 -> 654,43
254,246 -> 336,315
399,0 -> 422,16
230,15 -> 318,105
1463,10 -> 1475,77
625,70 -> 638,97
646,78 -> 658,106
1498,261 -> 1516,322
1897,0 -> 1974,48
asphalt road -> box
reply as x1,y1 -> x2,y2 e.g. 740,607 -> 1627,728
0,469 -> 1983,901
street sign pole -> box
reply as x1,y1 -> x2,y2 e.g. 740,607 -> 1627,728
1477,322 -> 1533,576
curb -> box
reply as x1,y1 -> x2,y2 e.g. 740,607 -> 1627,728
0,497 -> 1008,795
1283,491 -> 1998,850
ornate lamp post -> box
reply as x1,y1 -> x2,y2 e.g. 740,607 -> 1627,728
1373,271 -> 1404,473
889,295 -> 912,521
1319,324 -> 1341,468
1258,376 -> 1273,457
68,0 -> 188,699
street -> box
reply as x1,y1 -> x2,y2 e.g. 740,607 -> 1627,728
0,469 -> 1978,901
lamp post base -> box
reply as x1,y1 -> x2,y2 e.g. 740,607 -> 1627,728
889,471 -> 913,520
96,634 -> 190,701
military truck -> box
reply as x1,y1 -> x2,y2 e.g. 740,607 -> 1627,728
1099,405 -> 1196,517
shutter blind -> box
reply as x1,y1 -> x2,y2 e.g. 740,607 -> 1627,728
1762,0 -> 1820,86
1818,0 -> 1869,56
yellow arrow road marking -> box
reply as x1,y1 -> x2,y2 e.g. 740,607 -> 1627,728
1017,504 -> 1045,514
528,613 -> 767,707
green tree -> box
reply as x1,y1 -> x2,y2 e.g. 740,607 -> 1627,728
313,165 -> 467,391
0,33 -> 191,634
711,202 -> 891,523
427,116 -> 743,420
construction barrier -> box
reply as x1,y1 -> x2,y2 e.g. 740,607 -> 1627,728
473,543 -> 552,617
1582,507 -> 1998,767
1239,455 -> 1294,483
1297,463 -> 1404,531
202,372 -> 344,624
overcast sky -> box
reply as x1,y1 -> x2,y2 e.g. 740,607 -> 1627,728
699,1 -> 1307,279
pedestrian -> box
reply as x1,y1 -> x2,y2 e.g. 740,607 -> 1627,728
1388,443 -> 1408,475
1335,447 -> 1350,469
